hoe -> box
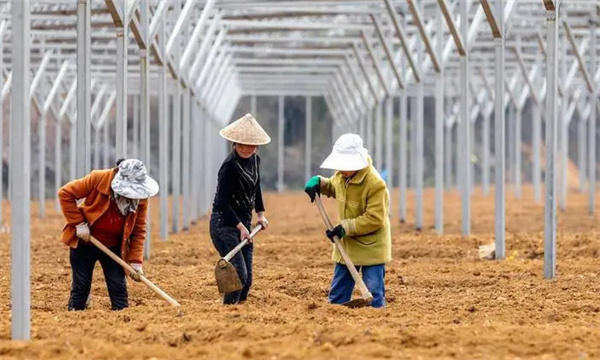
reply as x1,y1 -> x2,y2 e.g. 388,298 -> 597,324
214,224 -> 263,294
315,195 -> 373,308
89,236 -> 181,311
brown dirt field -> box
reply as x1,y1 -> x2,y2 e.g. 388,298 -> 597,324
1,185 -> 599,360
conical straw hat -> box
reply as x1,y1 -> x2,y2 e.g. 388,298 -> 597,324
219,113 -> 271,145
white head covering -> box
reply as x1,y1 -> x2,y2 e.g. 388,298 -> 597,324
320,133 -> 369,171
111,159 -> 159,200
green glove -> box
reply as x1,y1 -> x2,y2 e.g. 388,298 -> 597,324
304,176 -> 321,203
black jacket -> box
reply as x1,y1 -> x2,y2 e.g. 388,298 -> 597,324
211,151 -> 265,226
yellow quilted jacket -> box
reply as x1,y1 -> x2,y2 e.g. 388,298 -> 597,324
319,157 -> 392,266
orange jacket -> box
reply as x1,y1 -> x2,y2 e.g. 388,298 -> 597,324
58,168 -> 148,264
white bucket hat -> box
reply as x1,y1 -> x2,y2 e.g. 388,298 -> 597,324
111,159 -> 159,199
320,133 -> 370,171
219,113 -> 271,145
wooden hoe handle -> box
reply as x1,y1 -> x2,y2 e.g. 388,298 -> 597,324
223,225 -> 263,262
315,196 -> 373,303
89,237 -> 181,308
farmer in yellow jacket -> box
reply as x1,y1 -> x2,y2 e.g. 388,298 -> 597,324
304,133 -> 391,308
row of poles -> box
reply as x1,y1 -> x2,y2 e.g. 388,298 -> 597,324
322,0 -> 596,286
8,0 -> 236,340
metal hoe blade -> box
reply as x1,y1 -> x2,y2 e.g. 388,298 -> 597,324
215,258 -> 242,294
342,298 -> 371,308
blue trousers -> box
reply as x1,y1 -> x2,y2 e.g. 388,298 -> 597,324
329,263 -> 386,308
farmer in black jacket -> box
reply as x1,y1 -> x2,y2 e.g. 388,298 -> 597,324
210,113 -> 270,305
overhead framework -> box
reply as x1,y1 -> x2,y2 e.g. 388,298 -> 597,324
4,0 -> 599,339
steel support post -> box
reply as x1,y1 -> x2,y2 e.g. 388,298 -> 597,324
196,103 -> 205,218
455,111 -> 461,193
11,0 -> 31,340
196,102 -> 203,220
277,96 -> 284,192
366,106 -> 374,153
133,95 -> 139,158
102,117 -> 109,168
203,108 -> 211,215
410,96 -> 417,190
399,91 -> 407,222
159,14 -> 168,241
416,21 -> 424,231
385,96 -> 393,214
560,34 -> 568,210
470,119 -> 475,193
0,28 -> 3,221
375,99 -> 383,170
190,100 -> 197,224
589,23 -> 597,214
507,104 -> 515,189
305,96 -> 312,181
171,0 -> 182,234
54,116 -> 62,211
494,0 -> 506,259
115,7 -> 127,159
77,0 -> 91,177
140,0 -> 151,260
445,123 -> 452,189
560,100 -> 569,210
93,124 -> 100,170
251,95 -> 257,116
6,93 -> 9,203
38,109 -> 46,217
172,83 -> 181,234
70,123 -> 76,180
182,88 -> 191,231
190,100 -> 198,223
460,0 -> 471,236
578,117 -> 586,192
533,102 -> 542,203
92,119 -> 101,171
435,4 -> 444,234
482,112 -> 490,196
203,116 -> 209,212
515,105 -> 522,198
544,2 -> 559,279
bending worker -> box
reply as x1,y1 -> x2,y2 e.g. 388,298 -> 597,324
58,159 -> 159,310
305,133 -> 392,308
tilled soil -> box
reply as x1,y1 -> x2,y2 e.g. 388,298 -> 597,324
1,186 -> 599,360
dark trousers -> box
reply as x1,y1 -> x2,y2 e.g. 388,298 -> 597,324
68,243 -> 128,311
210,217 -> 253,305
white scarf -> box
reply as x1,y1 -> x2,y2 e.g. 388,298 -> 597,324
113,193 -> 139,216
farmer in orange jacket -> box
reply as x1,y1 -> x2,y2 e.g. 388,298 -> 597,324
58,159 -> 158,310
